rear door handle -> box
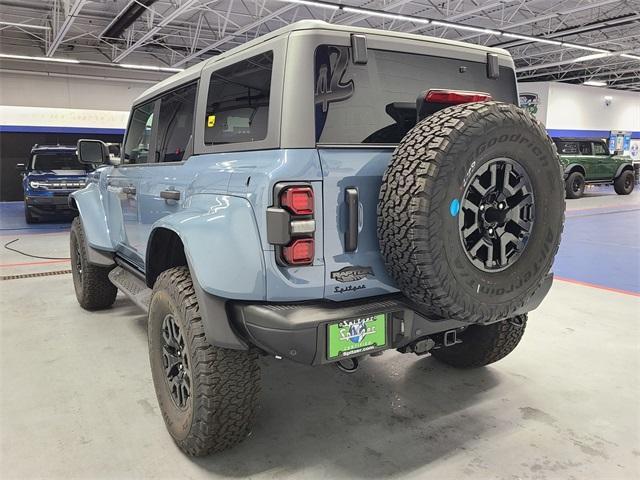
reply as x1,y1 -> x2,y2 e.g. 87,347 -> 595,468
160,190 -> 180,201
345,187 -> 359,252
122,186 -> 136,195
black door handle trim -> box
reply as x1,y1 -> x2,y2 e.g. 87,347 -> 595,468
160,190 -> 181,201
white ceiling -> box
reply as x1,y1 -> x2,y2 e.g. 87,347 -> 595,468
0,0 -> 638,90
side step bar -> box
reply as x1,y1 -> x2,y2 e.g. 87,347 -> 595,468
108,266 -> 152,313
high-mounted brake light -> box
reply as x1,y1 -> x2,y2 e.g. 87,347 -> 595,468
280,186 -> 314,215
425,90 -> 492,105
283,238 -> 314,265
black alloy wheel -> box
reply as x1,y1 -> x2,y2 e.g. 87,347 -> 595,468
458,158 -> 535,272
161,313 -> 192,410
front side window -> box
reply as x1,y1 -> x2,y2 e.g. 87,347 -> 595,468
157,83 -> 197,162
204,52 -> 273,145
592,142 -> 607,155
314,45 -> 518,144
124,102 -> 155,164
31,152 -> 86,171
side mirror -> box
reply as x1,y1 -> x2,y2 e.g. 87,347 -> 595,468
77,139 -> 110,165
15,163 -> 26,171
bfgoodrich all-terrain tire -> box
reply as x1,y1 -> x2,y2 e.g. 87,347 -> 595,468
431,315 -> 527,368
565,171 -> 585,199
148,267 -> 260,456
70,217 -> 117,310
378,102 -> 564,324
614,170 -> 634,195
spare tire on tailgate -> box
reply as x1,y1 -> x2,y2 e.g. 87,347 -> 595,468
378,101 -> 564,324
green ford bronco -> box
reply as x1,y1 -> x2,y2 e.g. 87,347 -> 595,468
552,137 -> 635,199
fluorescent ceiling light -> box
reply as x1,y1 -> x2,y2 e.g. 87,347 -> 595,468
342,6 -> 430,24
0,21 -> 50,31
0,53 -> 80,64
119,63 -> 184,73
583,80 -> 607,87
502,32 -> 562,45
573,52 -> 612,62
287,0 -> 338,9
431,20 -> 499,34
620,53 -> 640,60
561,42 -> 609,53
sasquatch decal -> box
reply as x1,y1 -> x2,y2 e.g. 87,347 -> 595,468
314,45 -> 354,141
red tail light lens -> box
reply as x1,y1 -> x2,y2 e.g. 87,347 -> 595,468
283,238 -> 314,265
425,90 -> 492,105
280,186 -> 314,215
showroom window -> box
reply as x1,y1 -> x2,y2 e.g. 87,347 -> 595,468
314,45 -> 518,144
156,83 -> 197,162
204,51 -> 273,145
123,101 -> 155,164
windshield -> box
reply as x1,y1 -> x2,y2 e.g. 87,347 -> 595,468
31,152 -> 88,171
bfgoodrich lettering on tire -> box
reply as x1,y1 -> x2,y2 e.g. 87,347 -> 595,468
378,102 -> 564,324
148,266 -> 260,456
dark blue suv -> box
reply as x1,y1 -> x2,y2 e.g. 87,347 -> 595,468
18,145 -> 90,223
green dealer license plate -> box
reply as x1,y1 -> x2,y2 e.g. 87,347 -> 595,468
327,314 -> 387,360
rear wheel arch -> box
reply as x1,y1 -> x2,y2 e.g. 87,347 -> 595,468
614,163 -> 633,179
146,227 -> 188,288
565,164 -> 586,177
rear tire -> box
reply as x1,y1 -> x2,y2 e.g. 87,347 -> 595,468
431,315 -> 527,368
70,217 -> 117,310
565,171 -> 585,199
613,170 -> 634,195
148,266 -> 260,456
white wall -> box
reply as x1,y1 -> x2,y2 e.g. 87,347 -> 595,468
521,81 -> 640,132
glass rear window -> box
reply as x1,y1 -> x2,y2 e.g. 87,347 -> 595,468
31,152 -> 86,170
204,51 -> 273,145
314,45 -> 518,145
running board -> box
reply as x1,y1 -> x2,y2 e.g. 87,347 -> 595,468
108,266 -> 151,313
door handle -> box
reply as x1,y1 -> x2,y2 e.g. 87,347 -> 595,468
160,190 -> 180,201
122,186 -> 136,195
345,187 -> 359,252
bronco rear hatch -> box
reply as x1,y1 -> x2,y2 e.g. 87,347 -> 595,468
314,44 -> 518,301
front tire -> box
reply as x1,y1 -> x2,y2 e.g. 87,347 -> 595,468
565,171 -> 585,199
24,204 -> 36,224
70,217 -> 117,310
148,266 -> 260,456
614,170 -> 634,195
431,315 -> 527,368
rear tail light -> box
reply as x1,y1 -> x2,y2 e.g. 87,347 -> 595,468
425,89 -> 492,105
267,184 -> 316,266
282,239 -> 314,265
280,186 -> 314,215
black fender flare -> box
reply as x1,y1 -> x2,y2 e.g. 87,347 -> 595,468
563,163 -> 586,179
614,162 -> 633,179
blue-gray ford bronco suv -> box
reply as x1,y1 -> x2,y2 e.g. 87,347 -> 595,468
70,21 -> 564,456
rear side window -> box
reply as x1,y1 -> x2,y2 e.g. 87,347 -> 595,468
157,83 -> 197,162
556,141 -> 578,154
124,102 -> 155,164
204,52 -> 273,145
314,45 -> 518,144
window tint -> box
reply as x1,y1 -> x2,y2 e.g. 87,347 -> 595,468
592,142 -> 607,155
204,52 -> 273,145
157,83 -> 197,162
579,142 -> 592,155
556,141 -> 578,154
314,45 -> 518,144
124,102 -> 155,164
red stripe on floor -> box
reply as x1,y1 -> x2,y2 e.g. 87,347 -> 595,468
0,259 -> 70,268
555,276 -> 640,298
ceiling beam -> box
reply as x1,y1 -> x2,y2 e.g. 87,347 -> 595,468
171,3 -> 297,67
46,0 -> 87,56
113,0 -> 202,63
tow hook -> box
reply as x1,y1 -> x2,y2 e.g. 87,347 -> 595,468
335,357 -> 359,373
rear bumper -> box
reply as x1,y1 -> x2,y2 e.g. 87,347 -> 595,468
231,294 -> 466,365
230,273 -> 553,365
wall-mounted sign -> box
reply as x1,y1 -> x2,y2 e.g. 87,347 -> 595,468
519,93 -> 539,117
